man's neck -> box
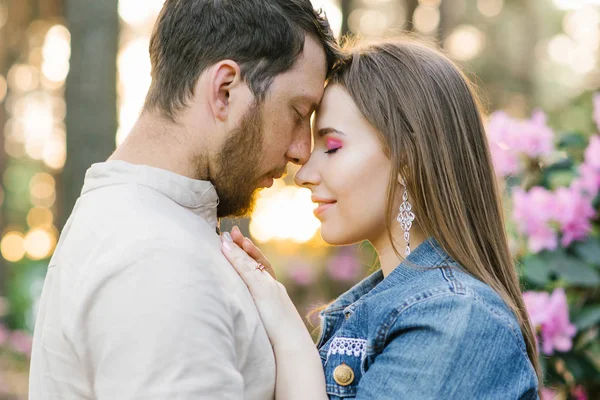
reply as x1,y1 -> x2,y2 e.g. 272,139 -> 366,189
109,112 -> 209,181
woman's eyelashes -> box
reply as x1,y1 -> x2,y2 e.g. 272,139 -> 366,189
325,137 -> 343,154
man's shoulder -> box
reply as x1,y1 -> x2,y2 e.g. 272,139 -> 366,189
71,182 -> 218,249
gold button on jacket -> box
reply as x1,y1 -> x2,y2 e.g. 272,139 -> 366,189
333,363 -> 355,386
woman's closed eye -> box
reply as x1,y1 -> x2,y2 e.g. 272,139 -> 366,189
325,137 -> 343,154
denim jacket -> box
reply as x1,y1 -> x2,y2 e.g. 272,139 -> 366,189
317,238 -> 539,400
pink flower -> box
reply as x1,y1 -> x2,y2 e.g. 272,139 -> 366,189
487,112 -> 520,176
0,324 -> 9,347
593,93 -> 600,132
287,263 -> 317,286
527,228 -> 559,254
523,291 -> 551,328
541,387 -> 558,400
512,185 -> 595,251
584,135 -> 600,170
524,289 -> 577,355
541,289 -> 577,355
486,110 -> 555,176
571,163 -> 600,199
571,385 -> 588,400
572,135 -> 600,199
327,248 -> 362,282
554,187 -> 595,246
515,110 -> 555,158
9,330 -> 33,357
487,112 -> 521,176
489,140 -> 520,176
512,187 -> 559,253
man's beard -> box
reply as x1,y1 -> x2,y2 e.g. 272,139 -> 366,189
213,102 -> 264,218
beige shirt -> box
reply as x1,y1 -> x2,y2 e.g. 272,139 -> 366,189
29,161 -> 275,399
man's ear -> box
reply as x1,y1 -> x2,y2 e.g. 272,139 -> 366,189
207,60 -> 243,122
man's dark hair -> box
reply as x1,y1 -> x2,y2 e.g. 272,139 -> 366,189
144,0 -> 341,121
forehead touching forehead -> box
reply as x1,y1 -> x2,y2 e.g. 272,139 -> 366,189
266,35 -> 327,107
314,85 -> 356,127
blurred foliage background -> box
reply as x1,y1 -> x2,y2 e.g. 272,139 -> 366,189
0,0 -> 599,398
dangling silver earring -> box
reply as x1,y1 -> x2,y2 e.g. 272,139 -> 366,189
397,185 -> 415,256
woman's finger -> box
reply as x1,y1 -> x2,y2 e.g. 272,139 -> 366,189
220,234 -> 274,296
230,225 -> 246,247
230,227 -> 276,279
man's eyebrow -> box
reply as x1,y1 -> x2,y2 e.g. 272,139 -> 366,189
317,127 -> 345,137
294,96 -> 320,113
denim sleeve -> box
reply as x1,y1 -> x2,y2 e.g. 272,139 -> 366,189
355,293 -> 539,400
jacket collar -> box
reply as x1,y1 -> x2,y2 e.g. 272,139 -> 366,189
322,237 -> 452,315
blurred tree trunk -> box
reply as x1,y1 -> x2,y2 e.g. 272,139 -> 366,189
60,0 -> 118,228
437,0 -> 456,44
340,0 -> 351,37
405,0 -> 418,32
512,0 -> 537,105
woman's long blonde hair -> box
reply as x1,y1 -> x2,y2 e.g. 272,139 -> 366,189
330,37 -> 542,385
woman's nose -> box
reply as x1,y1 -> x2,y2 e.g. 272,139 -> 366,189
294,157 -> 320,188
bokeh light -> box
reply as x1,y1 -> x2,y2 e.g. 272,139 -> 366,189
445,25 -> 486,61
477,0 -> 504,17
24,228 -> 57,260
7,64 -> 39,93
553,0 -> 600,10
116,38 -> 152,146
27,207 -> 54,228
118,0 -> 165,26
0,74 -> 7,103
41,25 -> 71,83
29,173 -> 55,203
563,8 -> 600,51
413,4 -> 440,34
1,232 -> 26,263
250,180 -> 320,244
311,0 -> 343,37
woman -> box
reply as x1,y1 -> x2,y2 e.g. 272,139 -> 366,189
221,38 -> 541,399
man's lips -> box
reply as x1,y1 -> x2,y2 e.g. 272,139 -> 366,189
258,177 -> 274,188
258,170 -> 286,188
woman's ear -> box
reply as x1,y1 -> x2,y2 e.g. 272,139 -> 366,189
397,173 -> 406,187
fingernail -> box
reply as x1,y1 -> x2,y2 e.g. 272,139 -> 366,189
233,226 -> 240,234
223,232 -> 233,242
222,240 -> 232,251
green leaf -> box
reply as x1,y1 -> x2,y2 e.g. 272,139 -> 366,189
549,252 -> 600,287
562,353 -> 600,382
573,238 -> 600,267
557,132 -> 588,150
522,254 -> 552,285
573,305 -> 600,331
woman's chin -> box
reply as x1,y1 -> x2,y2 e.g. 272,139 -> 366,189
320,225 -> 360,246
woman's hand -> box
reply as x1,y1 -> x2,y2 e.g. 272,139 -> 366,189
220,227 -> 309,352
221,227 -> 328,400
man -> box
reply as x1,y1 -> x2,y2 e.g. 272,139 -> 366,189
29,0 -> 339,398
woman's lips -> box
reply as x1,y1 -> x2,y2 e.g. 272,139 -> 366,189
313,201 -> 337,218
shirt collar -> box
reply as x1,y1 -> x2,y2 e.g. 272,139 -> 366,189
322,237 -> 452,315
81,160 -> 220,228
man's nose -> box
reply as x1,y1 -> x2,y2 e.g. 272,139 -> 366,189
286,127 -> 311,165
